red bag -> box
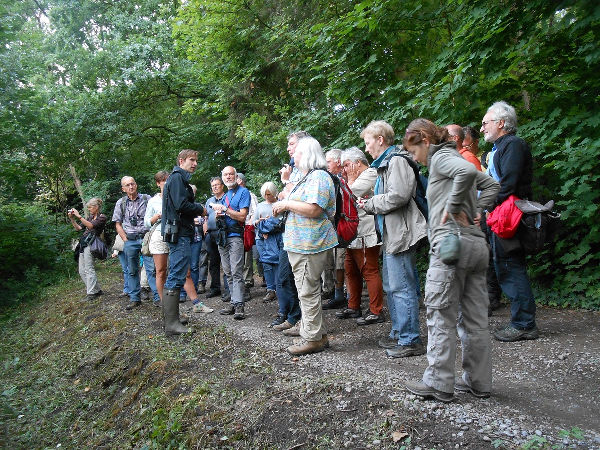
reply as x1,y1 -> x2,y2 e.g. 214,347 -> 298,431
487,195 -> 523,239
243,224 -> 255,251
332,176 -> 359,247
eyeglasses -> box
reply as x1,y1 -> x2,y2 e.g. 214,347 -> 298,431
481,119 -> 498,127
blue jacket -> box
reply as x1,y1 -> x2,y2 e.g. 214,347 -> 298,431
255,217 -> 283,264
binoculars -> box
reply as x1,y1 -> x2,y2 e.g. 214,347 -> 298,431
163,219 -> 179,244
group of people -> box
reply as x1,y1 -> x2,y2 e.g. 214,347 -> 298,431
69,100 -> 539,402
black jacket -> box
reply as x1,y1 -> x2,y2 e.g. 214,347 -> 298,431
492,134 -> 533,207
161,166 -> 204,237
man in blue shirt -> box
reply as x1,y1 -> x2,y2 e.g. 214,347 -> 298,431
214,166 -> 251,320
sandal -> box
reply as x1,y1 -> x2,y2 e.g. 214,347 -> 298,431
335,308 -> 361,319
356,313 -> 384,326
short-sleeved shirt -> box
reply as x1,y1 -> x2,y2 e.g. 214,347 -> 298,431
112,193 -> 151,235
82,214 -> 107,238
283,169 -> 337,254
216,185 -> 251,237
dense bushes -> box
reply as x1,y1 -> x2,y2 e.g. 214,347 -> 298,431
0,200 -> 74,308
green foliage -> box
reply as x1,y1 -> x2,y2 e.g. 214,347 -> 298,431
0,200 -> 73,307
1,0 -> 599,306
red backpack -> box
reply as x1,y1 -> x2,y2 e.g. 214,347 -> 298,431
322,171 -> 359,248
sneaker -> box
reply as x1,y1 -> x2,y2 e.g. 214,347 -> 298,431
219,305 -> 235,315
335,308 -> 361,319
272,320 -> 293,331
356,313 -> 384,326
493,325 -> 539,342
125,301 -> 142,310
193,301 -> 214,313
233,304 -> 245,320
269,315 -> 287,328
405,380 -> 454,403
287,338 -> 327,356
282,322 -> 301,336
377,336 -> 398,349
205,289 -> 221,299
263,290 -> 277,303
386,343 -> 425,358
454,378 -> 490,398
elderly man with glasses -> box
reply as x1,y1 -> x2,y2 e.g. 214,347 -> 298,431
480,101 -> 538,342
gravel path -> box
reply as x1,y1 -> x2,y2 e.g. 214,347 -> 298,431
182,283 -> 600,448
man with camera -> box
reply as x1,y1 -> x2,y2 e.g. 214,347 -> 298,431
161,149 -> 206,335
213,166 -> 250,320
112,176 -> 152,310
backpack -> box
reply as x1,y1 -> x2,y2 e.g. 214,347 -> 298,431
323,171 -> 359,248
515,199 -> 561,254
394,152 -> 429,221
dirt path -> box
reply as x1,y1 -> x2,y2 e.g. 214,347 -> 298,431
178,279 -> 600,448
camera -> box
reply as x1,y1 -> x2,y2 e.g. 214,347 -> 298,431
163,219 -> 179,244
130,216 -> 138,226
68,208 -> 75,215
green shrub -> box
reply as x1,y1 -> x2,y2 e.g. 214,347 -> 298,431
0,200 -> 74,307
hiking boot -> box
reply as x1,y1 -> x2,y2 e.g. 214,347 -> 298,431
205,288 -> 221,299
219,305 -> 235,315
293,334 -> 330,348
356,313 -> 384,326
322,297 -> 345,310
405,380 -> 454,403
263,290 -> 277,303
493,325 -> 539,342
287,338 -> 327,356
192,301 -> 214,313
386,343 -> 425,358
282,322 -> 301,336
272,320 -> 293,331
335,308 -> 361,319
377,336 -> 398,349
125,301 -> 142,310
454,378 -> 490,398
269,315 -> 287,328
233,304 -> 245,320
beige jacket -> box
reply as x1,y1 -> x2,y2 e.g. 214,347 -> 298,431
348,168 -> 379,249
363,148 -> 427,254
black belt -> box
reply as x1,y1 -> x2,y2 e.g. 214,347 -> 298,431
126,233 -> 145,240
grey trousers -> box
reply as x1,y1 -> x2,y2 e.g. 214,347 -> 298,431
218,237 -> 245,305
422,233 -> 492,394
78,246 -> 101,295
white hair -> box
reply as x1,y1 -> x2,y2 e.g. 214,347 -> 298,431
295,137 -> 327,172
260,181 -> 278,199
341,147 -> 369,166
487,101 -> 518,134
325,148 -> 342,163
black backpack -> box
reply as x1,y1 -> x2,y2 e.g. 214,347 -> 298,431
393,152 -> 429,221
515,199 -> 561,254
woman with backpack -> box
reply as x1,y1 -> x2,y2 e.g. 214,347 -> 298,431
271,136 -> 338,356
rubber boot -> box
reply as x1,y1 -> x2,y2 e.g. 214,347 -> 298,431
163,289 -> 192,336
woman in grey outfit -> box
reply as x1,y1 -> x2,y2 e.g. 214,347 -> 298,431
402,119 -> 499,403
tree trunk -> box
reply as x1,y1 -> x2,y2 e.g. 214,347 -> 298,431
69,164 -> 86,210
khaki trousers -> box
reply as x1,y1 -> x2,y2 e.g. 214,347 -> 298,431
422,234 -> 492,394
288,249 -> 332,342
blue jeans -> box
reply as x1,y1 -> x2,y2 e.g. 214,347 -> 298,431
142,255 -> 160,302
382,247 -> 421,346
190,239 -> 203,290
491,234 -> 536,330
262,262 -> 277,291
276,249 -> 301,325
165,236 -> 192,290
118,251 -> 130,294
123,238 -> 143,302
